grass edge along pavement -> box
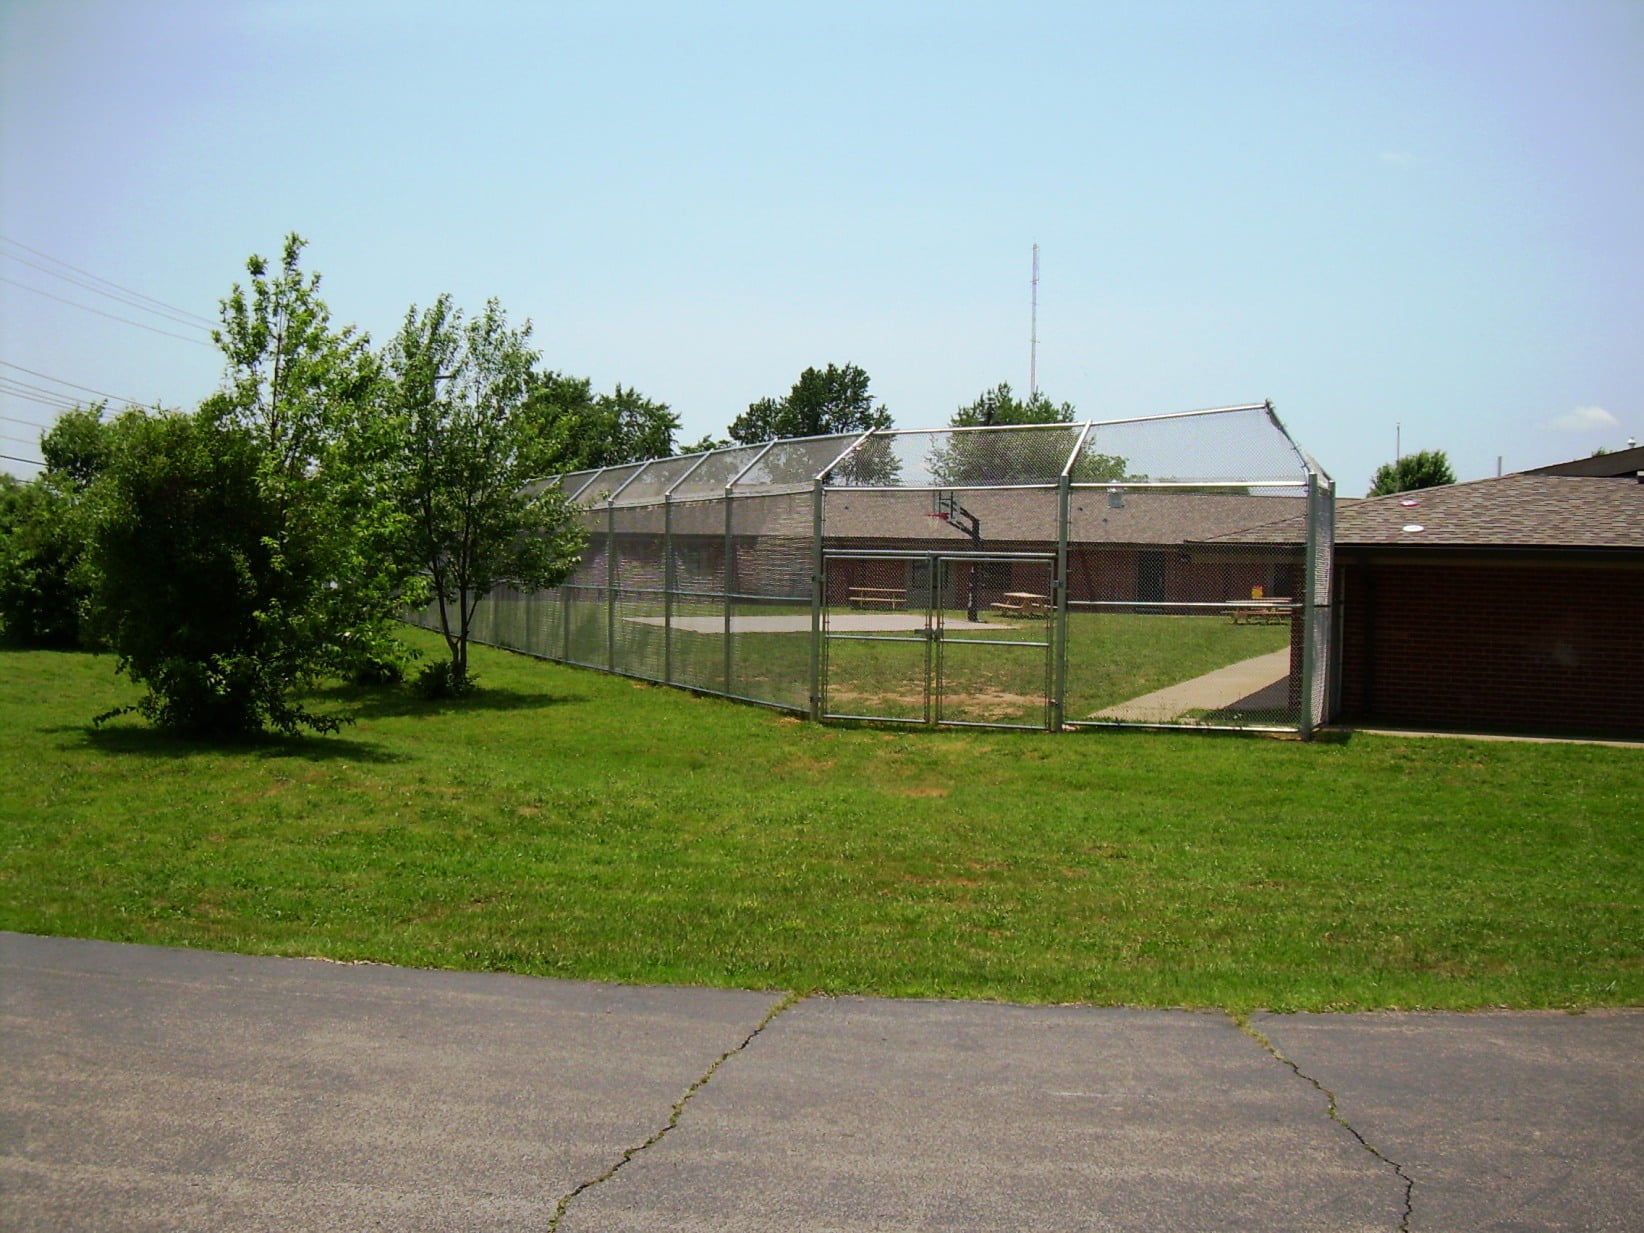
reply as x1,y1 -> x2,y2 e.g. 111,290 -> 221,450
0,630 -> 1638,1013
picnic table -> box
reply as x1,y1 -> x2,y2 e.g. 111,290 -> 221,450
1222,598 -> 1294,625
849,586 -> 907,610
991,591 -> 1051,618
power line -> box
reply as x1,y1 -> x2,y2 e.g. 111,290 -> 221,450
0,384 -> 78,413
0,251 -> 215,330
1,452 -> 46,468
0,276 -> 215,347
0,235 -> 217,328
1,374 -> 84,404
0,249 -> 214,330
0,410 -> 56,428
0,360 -> 147,405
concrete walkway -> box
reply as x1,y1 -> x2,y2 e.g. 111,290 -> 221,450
1092,648 -> 1292,723
3,933 -> 1639,1232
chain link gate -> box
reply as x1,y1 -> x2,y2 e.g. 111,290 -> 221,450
819,551 -> 1058,730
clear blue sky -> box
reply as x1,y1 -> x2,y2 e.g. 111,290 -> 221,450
3,0 -> 1639,493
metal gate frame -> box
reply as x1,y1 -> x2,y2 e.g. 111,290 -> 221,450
817,550 -> 1059,730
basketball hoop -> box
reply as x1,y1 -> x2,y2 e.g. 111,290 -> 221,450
925,489 -> 982,621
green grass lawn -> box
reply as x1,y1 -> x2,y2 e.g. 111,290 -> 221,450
2,627 -> 1639,1012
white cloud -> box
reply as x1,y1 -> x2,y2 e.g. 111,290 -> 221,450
1550,405 -> 1620,433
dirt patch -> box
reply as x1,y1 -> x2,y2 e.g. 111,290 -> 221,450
826,686 -> 1044,722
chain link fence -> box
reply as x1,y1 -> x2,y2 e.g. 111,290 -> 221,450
416,403 -> 1335,734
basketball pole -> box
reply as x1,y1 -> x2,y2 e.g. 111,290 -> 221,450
933,491 -> 983,621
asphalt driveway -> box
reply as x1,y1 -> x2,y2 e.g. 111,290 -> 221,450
3,932 -> 1638,1231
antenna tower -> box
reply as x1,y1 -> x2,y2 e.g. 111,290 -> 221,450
1029,243 -> 1040,398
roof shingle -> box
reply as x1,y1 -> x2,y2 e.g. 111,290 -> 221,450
1213,474 -> 1644,550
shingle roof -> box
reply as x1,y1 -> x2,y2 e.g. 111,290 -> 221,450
1525,444 -> 1644,478
1213,474 -> 1644,550
821,489 -> 1308,546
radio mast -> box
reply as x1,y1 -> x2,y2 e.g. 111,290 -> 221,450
1029,243 -> 1040,398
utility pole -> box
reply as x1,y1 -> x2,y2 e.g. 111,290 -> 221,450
1029,243 -> 1040,399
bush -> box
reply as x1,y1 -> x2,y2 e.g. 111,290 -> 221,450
0,476 -> 91,648
82,412 -> 345,738
412,658 -> 475,700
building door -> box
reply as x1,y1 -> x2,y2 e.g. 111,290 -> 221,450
1137,551 -> 1166,603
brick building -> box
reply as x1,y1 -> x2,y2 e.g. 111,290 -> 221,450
1326,472 -> 1643,739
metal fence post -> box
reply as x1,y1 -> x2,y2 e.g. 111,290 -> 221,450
809,479 -> 824,722
1300,473 -> 1320,738
723,488 -> 734,696
606,500 -> 617,674
1053,472 -> 1070,731
664,494 -> 675,686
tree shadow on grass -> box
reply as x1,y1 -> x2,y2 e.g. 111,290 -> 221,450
36,674 -> 587,763
311,683 -> 592,723
49,722 -> 407,764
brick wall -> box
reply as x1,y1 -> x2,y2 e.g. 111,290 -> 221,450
1337,557 -> 1644,738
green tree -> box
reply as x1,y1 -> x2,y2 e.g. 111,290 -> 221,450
949,382 -> 1075,428
76,237 -> 411,736
40,401 -> 115,488
81,409 -> 346,736
522,373 -> 679,473
205,233 -> 410,683
729,363 -> 892,444
0,476 -> 78,646
384,295 -> 587,693
1368,449 -> 1456,496
592,382 -> 679,465
0,404 -> 114,647
208,234 -> 380,477
677,432 -> 728,456
929,383 -> 1127,486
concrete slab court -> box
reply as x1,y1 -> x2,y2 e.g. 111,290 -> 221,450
4,934 -> 1641,1232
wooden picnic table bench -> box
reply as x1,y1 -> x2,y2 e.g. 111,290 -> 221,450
1222,598 -> 1294,625
849,586 -> 907,610
990,591 -> 1051,618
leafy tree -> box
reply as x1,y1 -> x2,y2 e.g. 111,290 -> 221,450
823,432 -> 902,486
677,432 -> 728,456
81,409 -> 347,736
729,363 -> 892,444
76,237 -> 410,737
1368,449 -> 1456,496
928,383 -> 1128,486
204,233 -> 410,683
208,234 -> 380,478
591,382 -> 679,465
383,294 -> 587,693
40,401 -> 115,488
522,373 -> 679,473
0,477 -> 78,646
950,382 -> 1075,429
0,404 -> 114,646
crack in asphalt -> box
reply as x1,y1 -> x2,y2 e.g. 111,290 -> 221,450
545,991 -> 805,1232
1235,1016 -> 1415,1233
